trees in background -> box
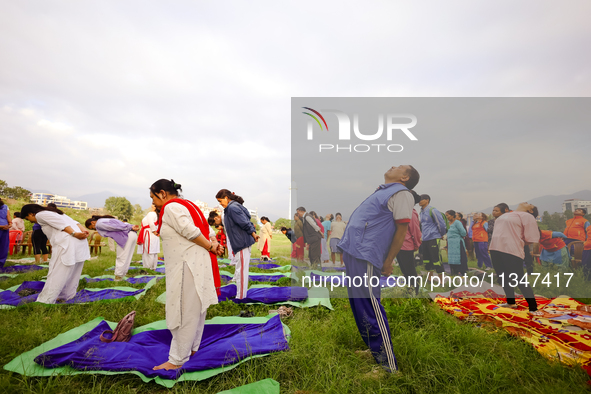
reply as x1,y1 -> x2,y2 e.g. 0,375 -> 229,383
274,218 -> 291,229
104,196 -> 134,221
0,180 -> 31,200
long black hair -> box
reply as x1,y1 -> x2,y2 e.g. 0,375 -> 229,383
208,211 -> 220,226
20,204 -> 64,218
216,189 -> 245,205
150,179 -> 183,198
84,214 -> 116,228
495,203 -> 510,213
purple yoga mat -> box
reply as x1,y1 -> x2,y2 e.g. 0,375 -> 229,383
0,281 -> 144,306
321,267 -> 346,272
251,263 -> 281,269
34,315 -> 289,379
249,274 -> 286,283
234,286 -> 308,304
0,265 -> 45,274
217,284 -> 308,304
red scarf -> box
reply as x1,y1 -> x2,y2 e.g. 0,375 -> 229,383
157,198 -> 221,296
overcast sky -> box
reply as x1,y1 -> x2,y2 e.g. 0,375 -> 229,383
1,1 -> 590,220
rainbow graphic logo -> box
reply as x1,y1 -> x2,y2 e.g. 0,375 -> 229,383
302,107 -> 329,131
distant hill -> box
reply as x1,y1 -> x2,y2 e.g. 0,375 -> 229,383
72,191 -> 117,208
26,188 -> 53,194
480,190 -> 591,214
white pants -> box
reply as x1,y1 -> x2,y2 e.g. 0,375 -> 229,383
232,246 -> 251,299
108,237 -> 115,252
320,239 -> 329,262
142,253 -> 158,270
38,253 -> 85,304
168,262 -> 207,366
115,232 -> 138,277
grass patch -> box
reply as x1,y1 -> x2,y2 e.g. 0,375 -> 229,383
1,238 -> 589,393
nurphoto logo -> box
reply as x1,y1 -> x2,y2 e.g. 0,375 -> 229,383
301,107 -> 418,153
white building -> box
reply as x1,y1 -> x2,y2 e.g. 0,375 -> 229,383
30,193 -> 88,210
563,199 -> 591,214
193,200 -> 222,218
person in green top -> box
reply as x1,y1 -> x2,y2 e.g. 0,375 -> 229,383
445,210 -> 468,275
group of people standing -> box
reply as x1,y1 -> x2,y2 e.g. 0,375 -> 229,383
282,210 -> 347,268
6,179 -> 262,372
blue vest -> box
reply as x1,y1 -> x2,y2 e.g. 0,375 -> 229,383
337,182 -> 408,270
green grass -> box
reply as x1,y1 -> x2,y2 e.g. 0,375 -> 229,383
1,232 -> 589,392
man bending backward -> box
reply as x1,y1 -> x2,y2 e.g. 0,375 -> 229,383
337,164 -> 420,373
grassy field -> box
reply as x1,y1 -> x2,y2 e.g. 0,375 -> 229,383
1,203 -> 589,393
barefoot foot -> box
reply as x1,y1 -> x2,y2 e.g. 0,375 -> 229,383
191,351 -> 196,356
153,361 -> 182,370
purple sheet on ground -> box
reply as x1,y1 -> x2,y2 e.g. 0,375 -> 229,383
321,267 -> 346,272
251,263 -> 281,269
218,284 -> 237,301
217,285 -> 307,304
250,258 -> 277,262
249,274 -> 286,283
155,267 -> 165,274
85,276 -> 162,285
220,275 -> 233,283
234,286 -> 308,304
0,265 -> 45,273
0,281 -> 144,306
309,273 -> 398,288
34,315 -> 289,379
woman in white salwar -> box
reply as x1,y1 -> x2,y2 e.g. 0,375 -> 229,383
20,204 -> 90,304
149,179 -> 222,371
85,215 -> 139,280
136,205 -> 160,270
258,216 -> 273,259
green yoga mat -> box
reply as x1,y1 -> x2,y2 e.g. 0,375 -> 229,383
4,315 -> 291,388
217,378 -> 280,394
156,284 -> 333,310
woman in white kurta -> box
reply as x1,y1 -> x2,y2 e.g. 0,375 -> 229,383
137,205 -> 160,270
150,179 -> 221,371
257,216 -> 273,258
20,204 -> 89,304
85,216 -> 139,280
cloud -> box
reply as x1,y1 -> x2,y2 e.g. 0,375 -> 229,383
1,1 -> 590,218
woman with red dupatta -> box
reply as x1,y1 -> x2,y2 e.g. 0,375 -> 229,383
149,179 -> 222,371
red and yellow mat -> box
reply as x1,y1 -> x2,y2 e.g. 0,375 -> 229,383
434,290 -> 591,376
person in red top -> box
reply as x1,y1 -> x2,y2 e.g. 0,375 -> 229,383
564,208 -> 590,244
471,213 -> 492,269
538,229 -> 569,270
396,190 -> 422,295
215,224 -> 227,258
